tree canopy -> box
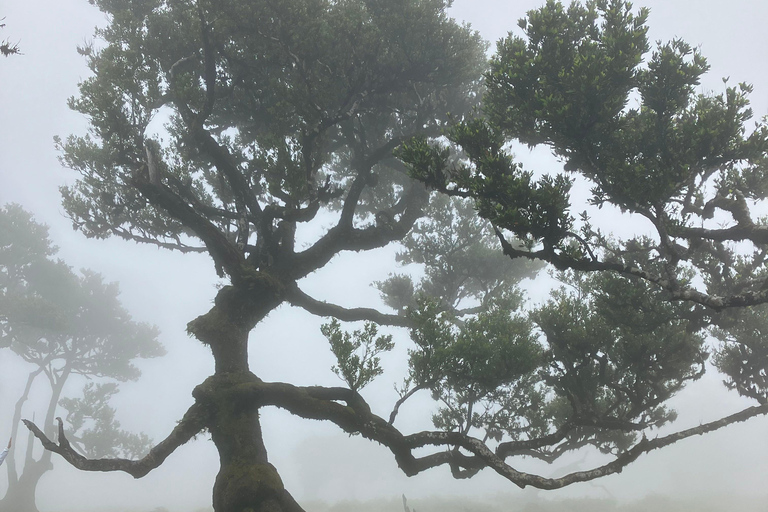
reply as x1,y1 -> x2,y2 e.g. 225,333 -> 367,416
22,1 -> 768,512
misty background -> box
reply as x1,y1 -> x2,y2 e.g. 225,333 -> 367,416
1,0 -> 767,510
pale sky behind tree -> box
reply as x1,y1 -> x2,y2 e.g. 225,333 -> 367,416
0,0 -> 767,510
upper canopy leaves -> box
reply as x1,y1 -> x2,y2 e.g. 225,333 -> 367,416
60,0 -> 487,282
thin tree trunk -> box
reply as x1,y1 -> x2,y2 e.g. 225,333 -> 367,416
5,366 -> 44,487
1,364 -> 71,512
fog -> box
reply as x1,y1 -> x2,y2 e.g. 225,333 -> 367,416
1,0 -> 767,511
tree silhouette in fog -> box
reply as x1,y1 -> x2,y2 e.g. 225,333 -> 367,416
20,1 -> 768,512
1,205 -> 163,512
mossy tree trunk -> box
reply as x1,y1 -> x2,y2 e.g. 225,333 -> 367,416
187,278 -> 301,512
210,385 -> 286,512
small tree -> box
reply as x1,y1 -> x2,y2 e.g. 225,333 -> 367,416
21,1 -> 768,512
0,204 -> 164,512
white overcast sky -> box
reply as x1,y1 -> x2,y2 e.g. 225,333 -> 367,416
1,0 -> 768,510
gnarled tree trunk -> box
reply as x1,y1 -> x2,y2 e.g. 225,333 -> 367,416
188,279 -> 302,512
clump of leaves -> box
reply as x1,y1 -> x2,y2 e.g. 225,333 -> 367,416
321,319 -> 394,391
405,291 -> 546,437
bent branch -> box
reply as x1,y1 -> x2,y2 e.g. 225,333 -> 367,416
285,285 -> 411,327
250,380 -> 768,490
22,402 -> 208,479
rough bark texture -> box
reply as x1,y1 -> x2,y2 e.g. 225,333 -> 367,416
188,277 -> 299,512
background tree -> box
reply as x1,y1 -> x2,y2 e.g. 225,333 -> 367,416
0,204 -> 163,512
20,1 -> 768,512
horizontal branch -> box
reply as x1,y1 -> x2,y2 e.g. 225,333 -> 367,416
285,285 -> 411,327
671,224 -> 768,245
494,228 -> 768,311
23,403 -> 208,479
247,380 -> 768,490
111,226 -> 207,254
29,373 -> 768,490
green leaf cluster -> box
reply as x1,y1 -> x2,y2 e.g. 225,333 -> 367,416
321,318 -> 394,391
535,272 -> 706,436
406,292 -> 545,437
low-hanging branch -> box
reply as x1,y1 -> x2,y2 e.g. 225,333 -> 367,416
22,403 -> 209,479
226,379 -> 768,490
22,370 -> 768,490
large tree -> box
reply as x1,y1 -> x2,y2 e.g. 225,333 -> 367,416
0,204 -> 163,512
23,1 -> 768,512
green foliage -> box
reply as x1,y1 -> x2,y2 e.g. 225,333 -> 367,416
402,0 -> 768,247
405,292 -> 545,437
711,305 -> 768,404
485,0 -> 766,213
398,0 -> 768,457
321,319 -> 393,391
534,271 -> 706,452
58,0 -> 486,256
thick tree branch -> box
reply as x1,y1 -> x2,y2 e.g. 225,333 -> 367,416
670,224 -> 768,245
130,173 -> 245,277
244,380 -> 768,490
289,182 -> 428,279
285,285 -> 411,327
22,403 -> 208,479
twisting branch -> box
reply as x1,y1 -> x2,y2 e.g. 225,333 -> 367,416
285,285 -> 411,328
493,228 -> 768,311
289,182 -> 428,279
242,380 -> 768,490
22,403 -> 209,479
